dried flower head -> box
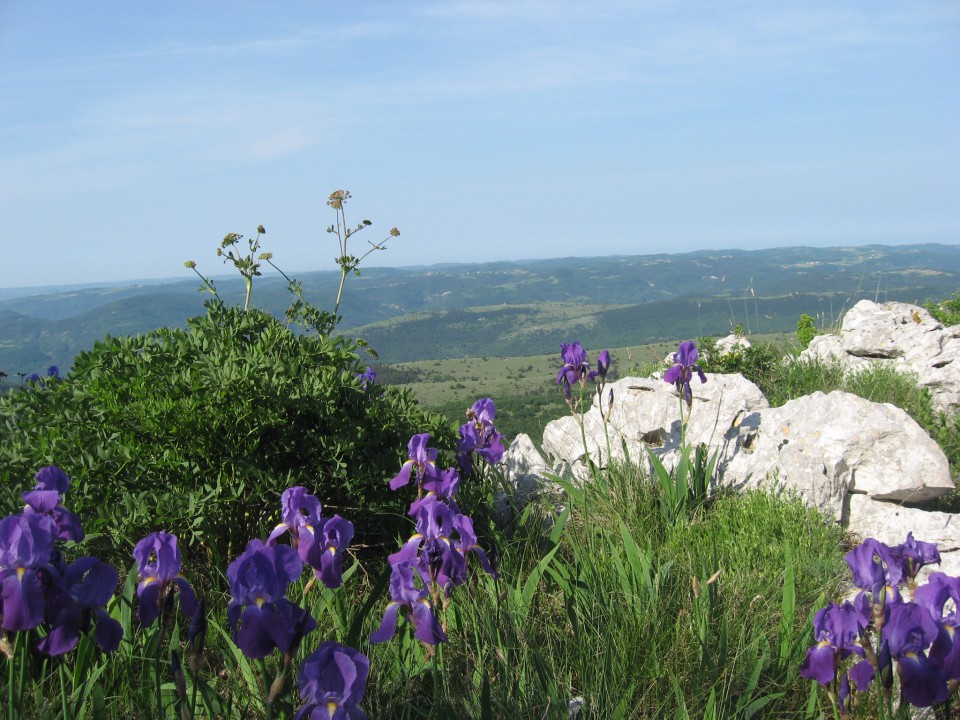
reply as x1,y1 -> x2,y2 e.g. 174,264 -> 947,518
257,224 -> 266,234
327,190 -> 351,209
390,227 -> 400,237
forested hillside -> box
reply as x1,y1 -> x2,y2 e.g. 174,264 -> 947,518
2,243 -> 957,376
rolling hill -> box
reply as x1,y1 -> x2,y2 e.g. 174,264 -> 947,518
1,243 -> 957,378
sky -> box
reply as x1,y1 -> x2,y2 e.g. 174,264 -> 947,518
1,1 -> 958,289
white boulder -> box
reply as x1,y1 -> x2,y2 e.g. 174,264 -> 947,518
720,391 -> 953,521
799,300 -> 960,414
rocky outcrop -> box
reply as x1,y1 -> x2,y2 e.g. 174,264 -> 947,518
540,374 -> 768,484
514,376 -> 952,524
500,300 -> 959,570
799,300 -> 960,414
719,391 -> 951,522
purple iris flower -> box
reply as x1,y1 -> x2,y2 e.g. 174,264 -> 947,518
134,532 -> 199,627
663,341 -> 707,408
452,514 -> 498,579
370,561 -> 447,645
357,367 -> 376,390
896,532 -> 941,584
0,513 -> 55,631
409,467 -> 461,517
389,433 -> 441,491
556,341 -> 590,393
302,515 -> 354,590
37,556 -> 123,655
914,573 -> 960,681
588,350 -> 611,383
296,641 -> 370,720
33,465 -> 70,494
226,540 -> 316,659
22,465 -> 83,543
885,601 -> 949,707
390,498 -> 465,591
457,399 -> 506,476
266,487 -> 354,589
468,398 -> 496,426
844,538 -> 903,600
799,601 -> 865,685
267,486 -> 324,547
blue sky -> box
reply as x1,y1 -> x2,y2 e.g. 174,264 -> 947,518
1,1 -> 958,289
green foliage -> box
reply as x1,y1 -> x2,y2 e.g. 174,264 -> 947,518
215,227 -> 267,311
924,290 -> 960,326
698,337 -> 781,384
648,443 -> 717,526
412,462 -> 847,718
796,313 -> 816,350
0,301 -> 452,572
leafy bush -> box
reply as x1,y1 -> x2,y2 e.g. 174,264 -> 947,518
0,300 -> 453,574
923,290 -> 960,327
924,290 -> 960,326
796,312 -> 816,349
697,337 -> 781,384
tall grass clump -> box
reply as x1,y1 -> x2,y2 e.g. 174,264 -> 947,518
348,457 -> 849,718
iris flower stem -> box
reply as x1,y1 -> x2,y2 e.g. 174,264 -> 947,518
151,614 -> 172,720
16,632 -> 27,720
8,631 -> 18,720
188,667 -> 199,720
431,638 -> 442,713
154,643 -> 163,720
678,394 -> 687,449
59,661 -> 69,720
597,381 -> 613,462
258,659 -> 275,720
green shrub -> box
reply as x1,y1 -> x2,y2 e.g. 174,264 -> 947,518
796,313 -> 816,350
0,300 -> 453,575
924,290 -> 960,326
698,338 -> 781,384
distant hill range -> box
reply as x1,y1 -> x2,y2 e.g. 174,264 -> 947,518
1,243 -> 958,377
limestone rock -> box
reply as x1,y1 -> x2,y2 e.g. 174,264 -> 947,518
502,335 -> 958,566
798,299 -> 960,413
494,433 -> 558,524
539,373 -> 769,474
720,391 -> 953,522
714,333 -> 751,357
